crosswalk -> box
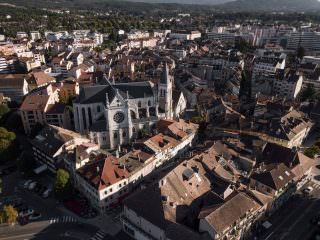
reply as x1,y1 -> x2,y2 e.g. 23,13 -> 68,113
90,230 -> 107,240
49,216 -> 77,224
310,181 -> 320,189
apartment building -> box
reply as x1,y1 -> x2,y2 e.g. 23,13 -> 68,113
251,56 -> 286,97
273,69 -> 303,100
30,125 -> 88,173
19,94 -> 71,134
0,74 -> 29,102
287,31 -> 320,53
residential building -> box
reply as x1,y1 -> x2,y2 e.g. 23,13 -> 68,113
19,94 -> 72,134
0,74 -> 29,102
30,125 -> 88,173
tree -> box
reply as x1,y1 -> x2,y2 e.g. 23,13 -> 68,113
54,169 -> 71,200
304,145 -> 320,158
0,205 -> 18,225
297,46 -> 305,60
0,104 -> 9,120
300,84 -> 316,101
138,128 -> 149,139
0,127 -> 16,163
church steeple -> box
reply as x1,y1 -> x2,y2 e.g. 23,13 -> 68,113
158,62 -> 173,119
160,63 -> 170,84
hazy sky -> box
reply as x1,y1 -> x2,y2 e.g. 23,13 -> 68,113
127,0 -> 234,4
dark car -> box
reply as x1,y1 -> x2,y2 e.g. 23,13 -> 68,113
34,184 -> 42,193
39,186 -> 47,195
18,216 -> 29,226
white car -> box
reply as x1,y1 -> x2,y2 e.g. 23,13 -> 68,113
303,186 -> 314,195
28,181 -> 37,190
23,180 -> 32,189
19,208 -> 34,217
29,212 -> 41,220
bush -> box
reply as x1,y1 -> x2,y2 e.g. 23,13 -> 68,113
0,205 -> 18,224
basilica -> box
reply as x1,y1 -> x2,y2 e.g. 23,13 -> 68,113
73,64 -> 186,149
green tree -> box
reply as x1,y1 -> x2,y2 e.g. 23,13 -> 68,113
304,145 -> 320,158
0,127 -> 16,162
300,84 -> 316,101
138,128 -> 149,139
0,104 -> 9,120
54,169 -> 71,200
0,205 -> 18,225
297,46 -> 305,60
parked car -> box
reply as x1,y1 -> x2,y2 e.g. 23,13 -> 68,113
29,212 -> 41,220
39,186 -> 47,196
42,189 -> 52,198
303,186 -> 314,195
34,183 -> 41,193
18,216 -> 29,226
23,180 -> 33,189
28,181 -> 37,190
19,208 -> 34,217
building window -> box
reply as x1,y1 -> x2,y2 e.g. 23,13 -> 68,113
138,101 -> 141,108
119,183 -> 122,188
97,106 -> 101,113
88,108 -> 92,126
114,132 -> 118,139
82,108 -> 87,129
148,100 -> 151,106
132,127 -> 136,133
122,131 -> 126,137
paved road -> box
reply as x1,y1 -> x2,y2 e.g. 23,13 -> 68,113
0,222 -> 99,240
261,181 -> 320,240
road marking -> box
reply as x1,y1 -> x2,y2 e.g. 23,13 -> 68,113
90,230 -> 106,240
265,231 -> 274,240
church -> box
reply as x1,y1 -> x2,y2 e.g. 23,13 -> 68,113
73,64 -> 186,149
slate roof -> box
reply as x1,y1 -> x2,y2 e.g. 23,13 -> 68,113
77,81 -> 154,105
113,81 -> 154,99
78,85 -> 114,105
30,125 -> 81,157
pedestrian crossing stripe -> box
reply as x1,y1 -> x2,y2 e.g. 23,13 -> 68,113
49,216 -> 77,224
90,230 -> 106,240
